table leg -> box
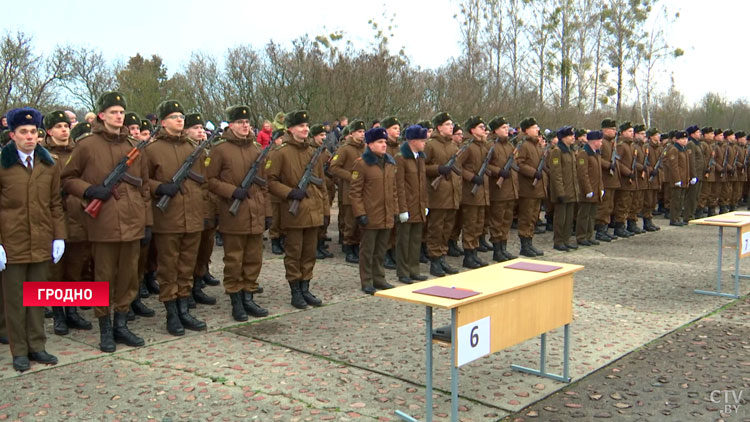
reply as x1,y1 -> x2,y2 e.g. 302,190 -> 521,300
395,306 -> 433,422
695,226 -> 740,298
563,324 -> 570,381
450,308 -> 458,422
511,327 -> 571,383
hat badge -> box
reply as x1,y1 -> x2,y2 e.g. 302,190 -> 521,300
242,110 -> 246,114
59,113 -> 63,117
174,103 -> 178,107
116,96 -> 120,100
25,114 -> 31,120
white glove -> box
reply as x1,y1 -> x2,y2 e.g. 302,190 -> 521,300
586,192 -> 594,199
398,212 -> 410,223
690,177 -> 697,185
52,239 -> 65,264
601,190 -> 605,197
0,245 -> 5,271
425,208 -> 429,216
674,181 -> 682,187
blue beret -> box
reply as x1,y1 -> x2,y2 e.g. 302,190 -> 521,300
686,125 -> 700,135
586,130 -> 603,141
7,107 -> 43,131
365,127 -> 387,143
404,125 -> 428,140
676,130 -> 688,139
557,125 -> 574,139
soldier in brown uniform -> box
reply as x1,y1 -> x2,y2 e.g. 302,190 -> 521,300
595,119 -> 621,241
1,107 -> 65,371
349,128 -> 397,294
711,129 -> 725,214
382,116 -> 401,269
666,131 -> 692,225
684,125 -> 705,222
267,111 -> 330,308
328,120 -> 366,263
456,116 -> 490,268
485,116 -> 518,262
576,131 -> 604,246
735,132 -> 748,208
144,101 -> 207,336
125,112 -> 141,139
395,125 -> 429,284
62,92 -> 152,352
310,124 -> 334,260
423,112 -> 461,277
43,111 -> 92,335
269,129 -> 287,255
719,130 -> 736,213
516,117 -> 546,257
642,129 -> 662,231
183,113 -> 219,304
698,127 -> 716,215
548,126 -> 579,251
206,105 -> 271,321
447,123 -> 465,258
612,121 -> 637,238
628,125 -> 647,234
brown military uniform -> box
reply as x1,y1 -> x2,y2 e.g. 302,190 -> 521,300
386,136 -> 400,252
630,141 -> 646,222
486,135 -> 519,242
548,142 -> 579,247
684,136 -> 705,221
576,144 -> 603,243
642,140 -> 663,219
423,132 -> 461,258
62,123 -> 153,319
350,148 -> 397,289
328,137 -> 365,247
595,135 -> 621,226
457,137 -> 490,250
144,130 -> 206,302
516,135 -> 546,238
698,138 -> 714,210
666,143 -> 691,223
614,137 -> 637,224
206,129 -> 271,294
0,142 -> 66,357
395,141 -> 428,279
193,138 -> 219,279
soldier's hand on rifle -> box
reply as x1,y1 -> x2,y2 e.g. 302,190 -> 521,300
155,182 -> 180,198
287,188 -> 306,200
471,175 -> 483,185
498,169 -> 511,178
628,172 -> 636,181
84,185 -> 112,201
232,187 -> 248,200
356,215 -> 368,226
265,216 -> 272,230
586,192 -> 594,199
609,162 -> 616,172
437,165 -> 452,176
534,170 -> 543,180
649,169 -> 658,178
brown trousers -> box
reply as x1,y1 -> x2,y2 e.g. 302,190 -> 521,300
359,228 -> 390,289
489,200 -> 516,242
341,205 -> 362,246
270,202 -> 283,239
450,208 -> 462,241
553,202 -> 575,246
662,182 -> 672,209
396,222 -> 423,279
137,237 -> 157,276
720,182 -> 733,206
517,197 -> 541,238
595,189 -> 616,226
221,233 -> 262,294
733,181 -> 744,205
629,189 -> 644,220
461,205 -> 485,250
92,240 -> 140,318
194,226 -> 216,278
671,187 -> 687,222
576,202 -> 597,242
642,190 -> 658,219
613,189 -> 633,223
3,262 -> 47,356
424,208 -> 456,258
155,232 -> 201,302
284,227 -> 318,281
684,181 -> 702,221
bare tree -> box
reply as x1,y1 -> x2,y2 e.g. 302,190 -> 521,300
58,46 -> 115,111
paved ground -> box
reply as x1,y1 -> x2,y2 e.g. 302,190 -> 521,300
0,210 -> 748,421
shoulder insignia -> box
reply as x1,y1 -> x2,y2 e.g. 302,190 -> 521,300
332,154 -> 338,161
265,159 -> 272,169
211,138 -> 226,147
204,157 -> 211,167
552,157 -> 559,165
352,171 -> 359,180
578,158 -> 585,165
254,141 -> 262,148
276,143 -> 287,149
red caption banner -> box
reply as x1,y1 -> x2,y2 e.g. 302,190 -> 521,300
23,282 -> 110,307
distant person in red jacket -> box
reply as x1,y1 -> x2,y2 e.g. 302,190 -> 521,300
257,120 -> 272,147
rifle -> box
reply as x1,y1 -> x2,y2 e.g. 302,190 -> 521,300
84,125 -> 161,218
531,143 -> 552,187
705,145 -> 716,179
731,145 -> 740,176
228,142 -> 274,216
288,145 -> 326,216
430,138 -> 474,190
470,142 -> 495,195
720,144 -> 730,178
641,147 -> 650,179
496,140 -> 523,188
629,148 -> 638,184
155,129 -> 222,212
608,140 -> 621,176
743,145 -> 750,174
649,144 -> 672,182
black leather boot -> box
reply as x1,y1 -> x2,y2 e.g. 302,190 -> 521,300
113,312 -> 145,347
271,238 -> 284,255
164,300 -> 184,336
241,291 -> 269,317
318,239 -> 333,258
447,239 -> 463,257
595,225 -> 611,242
473,249 -> 488,267
98,316 -> 116,353
614,222 -> 630,238
202,272 -> 220,286
144,271 -> 159,294
177,298 -> 207,330
492,242 -> 508,262
229,292 -> 248,321
52,307 -> 68,335
384,249 -> 397,270
627,219 -> 644,234
344,244 -> 359,263
419,243 -> 429,263
289,281 -> 308,309
192,276 -> 216,305
519,237 -> 536,257
131,294 -> 155,317
429,257 -> 446,277
463,249 -> 482,269
528,237 -> 544,256
440,256 -> 459,274
139,281 -> 150,299
65,307 -> 92,330
215,231 -> 223,246
501,241 -> 517,260
300,280 -> 323,307
479,236 -> 492,252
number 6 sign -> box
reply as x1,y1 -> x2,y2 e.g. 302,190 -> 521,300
456,316 -> 490,367
742,231 -> 750,257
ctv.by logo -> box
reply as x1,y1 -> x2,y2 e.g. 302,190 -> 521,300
710,389 -> 745,414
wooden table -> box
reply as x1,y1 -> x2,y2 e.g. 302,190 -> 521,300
375,258 -> 583,422
690,211 -> 750,298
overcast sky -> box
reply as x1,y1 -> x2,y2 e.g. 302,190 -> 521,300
5,0 -> 747,106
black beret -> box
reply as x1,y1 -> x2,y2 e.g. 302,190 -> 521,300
575,128 -> 588,138
365,127 -> 387,143
140,119 -> 153,132
619,121 -> 632,132
557,125 -> 574,139
488,116 -> 509,131
601,118 -> 617,129
464,115 -> 485,131
431,112 -> 452,127
97,91 -> 127,113
70,122 -> 92,141
405,124 -> 428,140
381,116 -> 400,129
633,124 -> 646,133
7,107 -> 43,131
124,112 -> 141,127
271,129 -> 285,141
226,105 -> 250,122
43,110 -> 71,130
417,120 -> 434,130
686,125 -> 700,135
157,100 -> 185,120
586,130 -> 603,141
285,110 -> 310,128
646,128 -> 660,137
184,113 -> 203,129
735,131 -> 746,138
348,119 -> 366,132
724,129 -> 734,137
675,130 -> 688,139
520,117 -> 538,131
310,124 -> 326,137
701,126 -> 714,134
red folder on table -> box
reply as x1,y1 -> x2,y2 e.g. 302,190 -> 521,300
504,261 -> 562,273
413,286 -> 480,300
